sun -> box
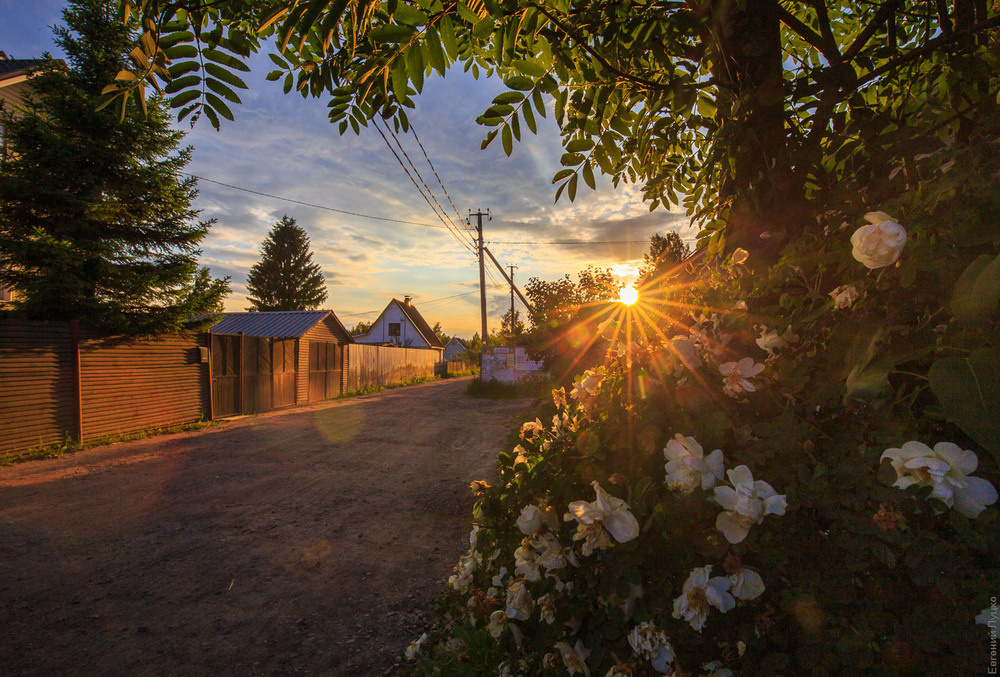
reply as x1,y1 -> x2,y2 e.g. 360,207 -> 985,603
618,284 -> 639,306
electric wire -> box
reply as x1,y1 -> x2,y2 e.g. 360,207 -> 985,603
385,124 -> 477,252
185,174 -> 447,228
409,124 -> 478,242
372,118 -> 477,255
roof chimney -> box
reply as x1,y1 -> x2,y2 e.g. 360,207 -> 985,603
404,295 -> 412,306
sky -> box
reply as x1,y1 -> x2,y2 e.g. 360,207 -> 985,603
0,0 -> 698,337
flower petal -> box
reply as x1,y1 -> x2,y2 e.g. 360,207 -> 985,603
716,511 -> 751,544
604,509 -> 640,544
952,476 -> 998,518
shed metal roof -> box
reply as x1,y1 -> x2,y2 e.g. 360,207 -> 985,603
207,310 -> 334,338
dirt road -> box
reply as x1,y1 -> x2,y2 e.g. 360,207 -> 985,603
0,378 -> 534,676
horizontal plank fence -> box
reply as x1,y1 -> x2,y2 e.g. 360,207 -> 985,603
0,320 -> 208,454
345,344 -> 438,392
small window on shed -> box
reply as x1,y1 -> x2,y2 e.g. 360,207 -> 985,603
388,322 -> 401,337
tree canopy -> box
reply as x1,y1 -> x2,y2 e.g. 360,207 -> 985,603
117,0 -> 999,255
245,215 -> 328,311
0,0 -> 229,335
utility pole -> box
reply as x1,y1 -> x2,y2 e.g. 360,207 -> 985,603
507,263 -> 517,337
468,209 -> 490,374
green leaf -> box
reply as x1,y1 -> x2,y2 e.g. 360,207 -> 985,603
202,49 -> 251,72
566,138 -> 594,152
567,173 -> 578,201
561,152 -> 585,166
163,44 -> 198,59
472,17 -> 495,40
204,92 -> 234,121
951,253 -> 1000,323
407,45 -> 424,92
205,78 -> 242,104
425,28 -> 447,75
493,91 -> 524,105
522,99 -> 537,134
393,4 -> 428,26
928,348 -> 1000,460
164,74 -> 200,94
504,75 -> 534,91
204,62 -> 248,89
582,162 -> 596,190
512,59 -> 546,78
168,88 -> 200,108
368,24 -> 414,44
167,60 -> 200,78
552,168 -> 574,183
501,124 -> 513,156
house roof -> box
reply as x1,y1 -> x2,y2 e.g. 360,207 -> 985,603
446,337 -> 467,348
0,57 -> 47,82
392,298 -> 445,349
206,310 -> 352,339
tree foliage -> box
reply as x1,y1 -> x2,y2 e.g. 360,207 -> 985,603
0,0 -> 229,335
245,215 -> 328,311
123,0 -> 999,254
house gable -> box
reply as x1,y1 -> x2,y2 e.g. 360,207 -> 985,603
354,298 -> 444,350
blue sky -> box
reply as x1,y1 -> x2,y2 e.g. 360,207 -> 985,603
0,1 -> 697,336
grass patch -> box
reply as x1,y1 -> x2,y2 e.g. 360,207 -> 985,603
340,375 -> 440,398
466,375 -> 552,400
0,419 -> 220,466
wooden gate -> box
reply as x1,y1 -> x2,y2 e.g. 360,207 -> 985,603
211,334 -> 297,417
211,334 -> 240,417
308,341 -> 342,401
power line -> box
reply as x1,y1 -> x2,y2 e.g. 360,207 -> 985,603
185,174 -> 447,228
490,239 -> 650,245
338,289 -> 482,317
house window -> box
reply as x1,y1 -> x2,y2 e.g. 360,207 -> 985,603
388,322 -> 401,337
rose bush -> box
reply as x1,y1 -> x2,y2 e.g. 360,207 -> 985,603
399,135 -> 998,677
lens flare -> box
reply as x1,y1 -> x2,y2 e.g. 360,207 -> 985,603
618,285 -> 639,306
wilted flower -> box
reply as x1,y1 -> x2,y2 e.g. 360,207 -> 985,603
712,465 -> 787,544
488,609 -> 506,639
404,633 -> 427,660
719,358 -> 765,397
555,640 -> 591,677
670,336 -> 704,371
552,387 -> 567,410
628,621 -> 675,673
514,540 -> 541,582
448,549 -> 481,592
538,592 -> 557,625
732,248 -> 750,265
520,419 -> 544,441
672,565 -> 736,631
851,212 -> 907,269
533,532 -> 574,572
564,481 -> 640,556
755,325 -> 799,356
881,441 -> 998,518
664,434 -> 725,493
505,578 -> 534,621
829,285 -> 859,309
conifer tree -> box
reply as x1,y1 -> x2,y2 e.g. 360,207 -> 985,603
0,0 -> 229,334
245,216 -> 327,311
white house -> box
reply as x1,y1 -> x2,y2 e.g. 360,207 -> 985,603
354,296 -> 445,354
443,337 -> 468,361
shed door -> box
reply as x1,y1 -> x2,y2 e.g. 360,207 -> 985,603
308,341 -> 342,401
211,334 -> 240,417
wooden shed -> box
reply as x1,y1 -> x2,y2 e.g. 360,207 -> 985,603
206,310 -> 353,418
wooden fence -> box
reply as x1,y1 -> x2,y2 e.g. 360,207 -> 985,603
345,344 -> 439,392
0,320 -> 207,454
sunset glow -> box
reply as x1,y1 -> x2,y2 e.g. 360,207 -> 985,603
618,285 -> 639,306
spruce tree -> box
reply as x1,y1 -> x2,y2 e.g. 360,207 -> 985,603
0,0 -> 229,335
245,216 -> 327,311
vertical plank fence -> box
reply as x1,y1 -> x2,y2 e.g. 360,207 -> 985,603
345,344 -> 438,392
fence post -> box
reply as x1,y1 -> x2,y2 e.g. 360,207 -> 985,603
70,320 -> 83,443
207,331 -> 215,421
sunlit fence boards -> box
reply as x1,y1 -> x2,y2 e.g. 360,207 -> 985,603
344,344 -> 439,392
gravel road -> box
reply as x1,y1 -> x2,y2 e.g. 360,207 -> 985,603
0,377 -> 534,676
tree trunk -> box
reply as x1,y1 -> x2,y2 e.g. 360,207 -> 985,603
710,0 -> 805,258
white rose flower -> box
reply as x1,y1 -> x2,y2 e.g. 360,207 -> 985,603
537,592 -> 557,625
663,433 -> 725,493
712,465 -> 787,544
514,540 -> 541,582
719,358 -> 765,398
755,325 -> 799,356
505,578 -> 534,621
564,481 -> 640,556
672,565 -> 736,631
850,212 -> 907,269
728,567 -> 766,600
881,441 -> 998,518
829,284 -> 859,309
516,502 -> 559,535
534,532 -> 573,572
554,640 -> 591,677
670,336 -> 703,370
520,419 -> 544,441
404,633 -> 427,660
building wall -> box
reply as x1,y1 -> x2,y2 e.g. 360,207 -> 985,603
354,303 -> 432,349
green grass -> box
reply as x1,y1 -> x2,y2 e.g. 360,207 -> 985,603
0,419 -> 220,466
466,375 -> 552,400
340,374 -> 441,398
